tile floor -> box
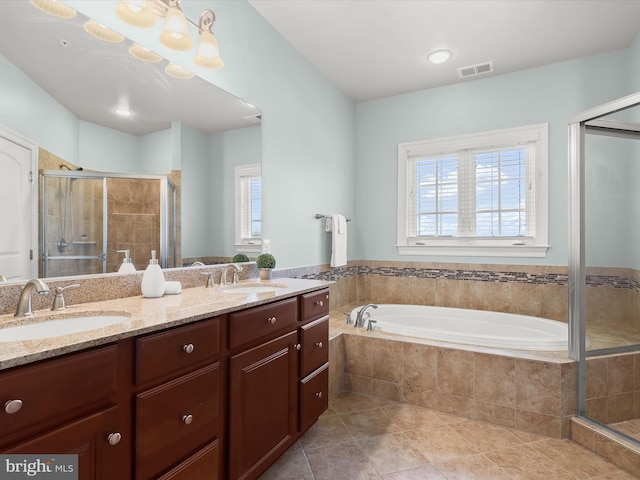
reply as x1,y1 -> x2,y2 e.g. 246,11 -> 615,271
259,391 -> 639,480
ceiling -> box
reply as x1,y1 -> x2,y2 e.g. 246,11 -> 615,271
248,0 -> 640,102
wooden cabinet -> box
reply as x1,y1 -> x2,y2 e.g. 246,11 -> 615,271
0,286 -> 329,480
135,317 -> 223,480
0,345 -> 129,480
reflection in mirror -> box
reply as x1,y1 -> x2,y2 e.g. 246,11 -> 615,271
0,1 -> 262,281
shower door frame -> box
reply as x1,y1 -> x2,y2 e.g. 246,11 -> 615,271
41,170 -> 176,276
568,92 -> 640,436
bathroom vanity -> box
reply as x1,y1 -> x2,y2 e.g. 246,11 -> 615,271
0,280 -> 330,480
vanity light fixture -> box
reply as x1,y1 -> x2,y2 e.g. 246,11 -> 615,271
165,62 -> 194,79
29,0 -> 77,19
159,0 -> 193,51
84,20 -> 125,43
115,0 -> 224,68
115,0 -> 156,29
194,10 -> 223,69
129,43 -> 163,63
427,49 -> 452,65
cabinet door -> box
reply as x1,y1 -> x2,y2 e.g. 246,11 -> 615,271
5,406 -> 127,480
229,330 -> 298,480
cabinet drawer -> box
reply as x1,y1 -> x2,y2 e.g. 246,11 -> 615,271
299,363 -> 329,433
300,316 -> 329,378
157,440 -> 220,480
301,289 -> 330,322
136,317 -> 220,385
229,297 -> 298,350
0,345 -> 118,438
136,363 -> 220,480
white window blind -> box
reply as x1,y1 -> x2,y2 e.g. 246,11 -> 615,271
235,164 -> 262,251
397,124 -> 549,257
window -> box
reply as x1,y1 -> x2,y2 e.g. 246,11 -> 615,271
397,124 -> 549,257
235,164 -> 262,252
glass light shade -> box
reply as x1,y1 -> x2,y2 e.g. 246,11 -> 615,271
30,0 -> 77,19
160,6 -> 193,51
115,0 -> 155,28
194,30 -> 224,69
427,49 -> 452,64
165,62 -> 194,79
84,20 -> 125,43
129,43 -> 163,63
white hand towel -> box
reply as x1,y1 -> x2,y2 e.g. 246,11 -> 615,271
327,214 -> 347,267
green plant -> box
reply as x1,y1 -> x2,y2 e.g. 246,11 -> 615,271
256,253 -> 276,269
231,253 -> 250,263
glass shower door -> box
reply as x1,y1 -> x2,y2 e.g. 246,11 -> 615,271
41,173 -> 106,277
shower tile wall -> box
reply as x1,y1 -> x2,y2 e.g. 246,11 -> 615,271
107,178 -> 160,272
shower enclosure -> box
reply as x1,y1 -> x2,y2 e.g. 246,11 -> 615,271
40,171 -> 177,277
569,92 -> 640,444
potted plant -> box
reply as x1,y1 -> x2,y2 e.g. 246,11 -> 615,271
256,253 -> 276,280
231,253 -> 250,263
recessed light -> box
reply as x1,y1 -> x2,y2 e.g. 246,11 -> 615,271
114,107 -> 132,117
427,49 -> 452,65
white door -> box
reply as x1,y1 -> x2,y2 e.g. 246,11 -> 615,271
0,131 -> 37,281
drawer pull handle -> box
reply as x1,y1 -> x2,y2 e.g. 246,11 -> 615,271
316,300 -> 324,307
4,399 -> 22,414
107,433 -> 122,446
295,343 -> 301,351
268,316 -> 277,325
315,392 -> 323,399
183,414 -> 194,425
315,341 -> 323,348
183,343 -> 195,354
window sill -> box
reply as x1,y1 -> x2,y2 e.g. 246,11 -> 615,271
234,243 -> 262,254
397,243 -> 550,258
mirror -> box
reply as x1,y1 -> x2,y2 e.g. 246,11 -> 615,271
0,1 -> 262,279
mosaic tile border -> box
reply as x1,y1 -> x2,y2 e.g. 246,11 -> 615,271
297,264 -> 640,291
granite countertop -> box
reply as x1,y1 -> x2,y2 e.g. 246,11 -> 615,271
0,278 -> 331,371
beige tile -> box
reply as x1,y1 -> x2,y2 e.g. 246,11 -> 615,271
435,391 -> 476,418
607,393 -> 635,423
340,408 -> 402,439
299,414 -> 354,450
258,447 -> 313,480
475,353 -> 516,407
594,434 -> 640,477
345,373 -> 374,395
381,404 -> 447,431
475,401 -> 516,428
608,354 -> 635,395
485,444 -> 578,480
448,419 -> 524,453
379,465 -> 446,480
357,433 -> 429,475
403,384 -> 438,410
515,410 -> 562,438
530,438 -> 617,478
402,343 -> 437,390
305,442 -> 381,480
371,379 -> 404,402
433,454 -> 512,480
570,419 -> 596,450
404,424 -> 481,463
516,359 -> 561,416
372,338 -> 404,383
437,348 -> 475,397
345,334 -> 373,377
330,392 -> 393,414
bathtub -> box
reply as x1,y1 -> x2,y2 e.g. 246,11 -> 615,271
348,304 -> 571,351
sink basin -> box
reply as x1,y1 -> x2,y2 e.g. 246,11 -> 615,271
220,284 -> 286,294
0,315 -> 130,342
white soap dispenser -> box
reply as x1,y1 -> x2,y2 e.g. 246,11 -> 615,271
117,250 -> 136,273
141,250 -> 165,298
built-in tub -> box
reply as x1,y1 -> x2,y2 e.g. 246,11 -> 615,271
348,304 -> 572,351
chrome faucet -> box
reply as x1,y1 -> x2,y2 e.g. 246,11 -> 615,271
221,264 -> 243,286
15,279 -> 50,317
51,284 -> 80,311
354,303 -> 378,328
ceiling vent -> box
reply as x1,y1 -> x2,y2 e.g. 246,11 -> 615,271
457,61 -> 494,79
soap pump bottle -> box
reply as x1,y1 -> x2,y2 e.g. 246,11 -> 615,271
117,250 -> 136,273
141,250 -> 165,298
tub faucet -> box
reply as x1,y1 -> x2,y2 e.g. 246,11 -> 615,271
221,264 -> 243,286
15,278 -> 50,317
355,304 -> 378,328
